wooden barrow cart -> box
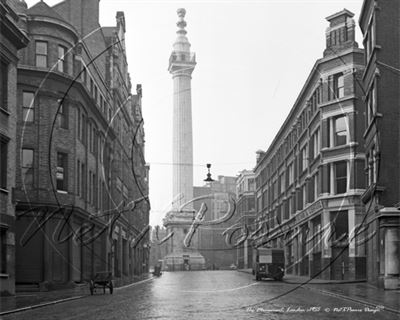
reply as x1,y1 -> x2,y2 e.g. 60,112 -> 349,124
90,271 -> 113,295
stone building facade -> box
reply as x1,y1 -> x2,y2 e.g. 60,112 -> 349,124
359,0 -> 400,289
0,0 -> 29,296
12,0 -> 149,291
235,170 -> 256,269
254,10 -> 367,281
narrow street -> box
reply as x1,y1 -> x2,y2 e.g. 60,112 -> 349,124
2,271 -> 395,320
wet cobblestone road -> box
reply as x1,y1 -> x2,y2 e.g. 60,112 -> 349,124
3,271 -> 395,320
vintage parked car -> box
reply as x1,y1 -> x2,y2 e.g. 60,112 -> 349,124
254,247 -> 284,281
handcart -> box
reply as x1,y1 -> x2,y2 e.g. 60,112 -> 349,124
90,271 -> 113,295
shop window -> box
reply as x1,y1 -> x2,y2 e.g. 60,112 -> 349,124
331,211 -> 348,245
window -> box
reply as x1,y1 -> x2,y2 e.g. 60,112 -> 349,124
57,104 -> 68,129
366,81 -> 377,125
92,127 -> 97,155
80,113 -> 86,144
312,128 -> 320,159
312,216 -> 322,252
0,60 -> 8,109
310,129 -> 321,159
0,227 -> 7,273
89,171 -> 93,204
366,147 -> 377,185
56,152 -> 68,191
81,162 -> 85,199
22,149 -> 34,187
77,160 -> 81,197
314,172 -> 319,200
273,180 -> 278,200
280,173 -> 285,194
334,161 -> 347,194
365,18 -> 376,59
300,146 -> 307,172
0,140 -> 7,189
57,45 -> 67,72
288,162 -> 294,185
93,173 -> 97,207
331,211 -> 348,244
334,73 -> 344,99
35,41 -> 48,67
329,73 -> 344,100
333,116 -> 348,146
22,92 -> 34,122
88,122 -> 92,152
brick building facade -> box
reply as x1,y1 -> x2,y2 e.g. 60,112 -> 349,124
253,10 -> 367,281
359,0 -> 400,289
0,0 -> 29,296
11,0 -> 149,291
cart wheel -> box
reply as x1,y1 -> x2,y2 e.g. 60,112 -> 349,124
109,281 -> 113,294
90,280 -> 94,295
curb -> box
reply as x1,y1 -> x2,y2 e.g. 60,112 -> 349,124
115,276 -> 154,290
0,276 -> 154,317
305,286 -> 400,315
237,269 -> 366,285
0,295 -> 85,317
283,279 -> 367,285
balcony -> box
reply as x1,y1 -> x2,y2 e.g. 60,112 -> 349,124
169,51 -> 196,65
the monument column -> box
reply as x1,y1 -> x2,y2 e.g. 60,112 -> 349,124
163,8 -> 205,271
169,8 -> 195,210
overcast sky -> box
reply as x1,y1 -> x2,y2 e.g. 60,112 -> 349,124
26,0 -> 364,226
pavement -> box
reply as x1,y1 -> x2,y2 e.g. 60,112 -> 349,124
238,268 -> 400,314
0,274 -> 152,316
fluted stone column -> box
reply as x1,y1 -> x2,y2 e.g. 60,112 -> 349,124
169,8 -> 195,210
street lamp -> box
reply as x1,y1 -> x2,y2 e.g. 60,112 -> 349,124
204,163 -> 215,182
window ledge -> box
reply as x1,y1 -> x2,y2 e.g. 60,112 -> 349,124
57,190 -> 68,194
321,143 -> 350,152
0,188 -> 9,195
0,107 -> 10,116
0,273 -> 9,279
